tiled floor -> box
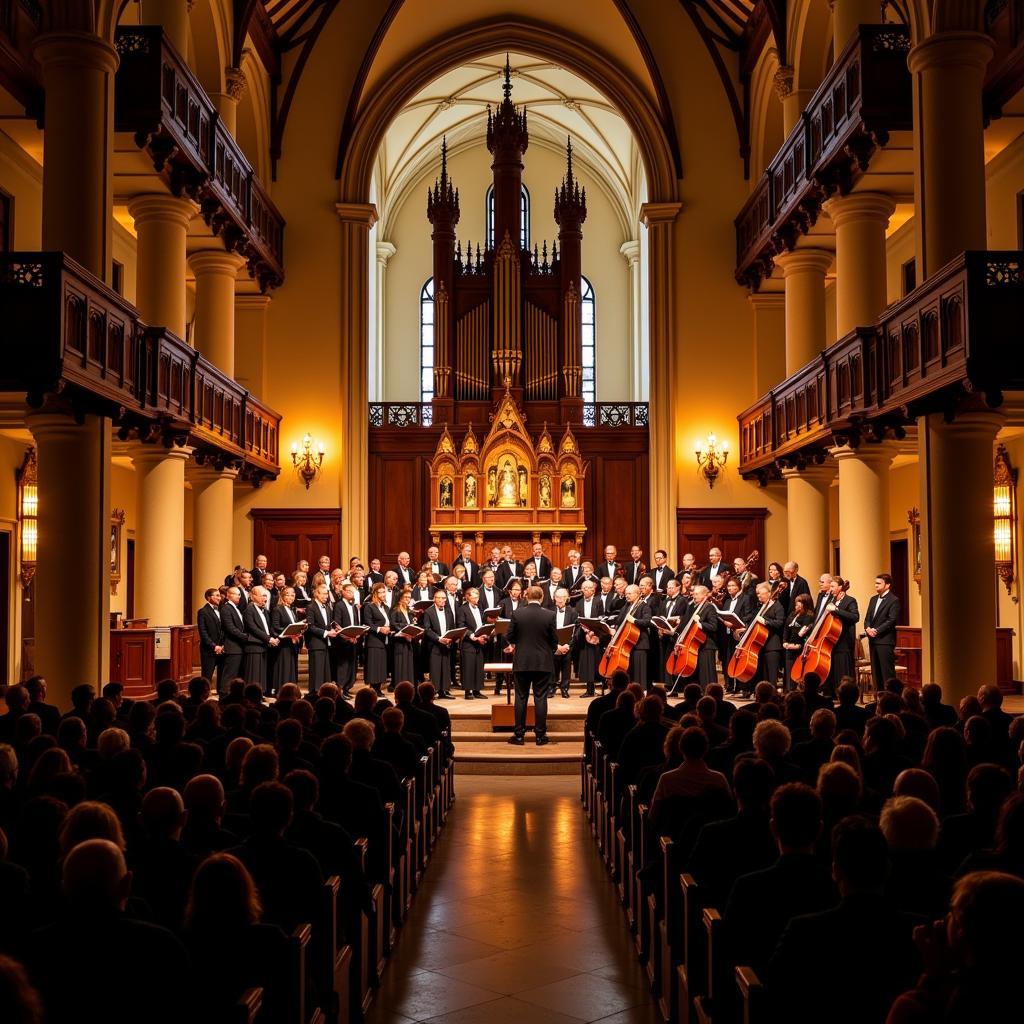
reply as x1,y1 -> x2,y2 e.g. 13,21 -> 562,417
367,777 -> 661,1024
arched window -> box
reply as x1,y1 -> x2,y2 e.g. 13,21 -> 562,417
420,277 -> 434,403
581,275 -> 595,404
485,184 -> 530,249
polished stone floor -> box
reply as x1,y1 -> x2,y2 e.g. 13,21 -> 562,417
367,776 -> 661,1024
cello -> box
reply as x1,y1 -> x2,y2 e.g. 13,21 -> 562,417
599,600 -> 643,678
790,599 -> 842,685
665,598 -> 710,679
727,579 -> 787,684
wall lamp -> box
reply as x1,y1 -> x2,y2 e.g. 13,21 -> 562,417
695,433 -> 729,489
291,433 -> 325,489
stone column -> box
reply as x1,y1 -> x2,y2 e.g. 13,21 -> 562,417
830,0 -> 879,53
33,32 -> 118,280
748,291 -> 786,396
337,202 -> 378,562
641,201 -> 683,563
782,465 -> 835,582
908,32 -> 993,279
140,0 -> 190,55
190,465 -> 238,619
824,192 -> 895,336
374,240 -> 396,402
235,293 -> 271,396
774,249 -> 833,373
773,64 -> 813,137
620,239 -> 643,400
830,442 -> 895,599
128,194 -> 195,336
189,249 -> 244,375
211,66 -> 246,136
919,404 -> 1002,701
27,413 -> 111,707
134,445 -> 192,627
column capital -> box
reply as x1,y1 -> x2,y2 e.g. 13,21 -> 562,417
225,65 -> 247,101
235,292 -> 272,311
640,201 -> 683,228
747,290 -> 785,311
619,239 -> 641,266
336,202 -> 378,229
828,440 -> 897,465
33,31 -> 119,76
781,463 -> 836,485
908,31 -> 994,75
127,193 -> 197,230
188,248 -> 246,276
823,191 -> 897,229
773,63 -> 795,101
27,409 -> 83,441
188,464 -> 239,487
376,240 -> 397,265
774,248 -> 834,277
132,443 -> 194,468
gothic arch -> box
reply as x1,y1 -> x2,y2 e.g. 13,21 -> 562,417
336,20 -> 679,206
749,46 -> 785,180
787,0 -> 834,94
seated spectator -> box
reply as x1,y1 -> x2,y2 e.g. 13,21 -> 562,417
223,736 -> 254,791
922,727 -> 969,817
0,685 -> 30,745
832,680 -> 869,736
704,682 -> 736,725
180,677 -> 212,723
707,708 -> 756,777
725,782 -> 835,972
86,698 -> 117,747
27,748 -> 80,806
687,757 -> 777,906
585,672 -> 628,750
26,839 -> 190,1024
275,718 -> 316,776
24,678 -> 60,738
373,707 -> 420,780
740,720 -> 800,784
60,685 -> 94,725
791,709 -> 836,783
311,696 -> 344,742
228,781 -> 323,931
0,745 -> 18,839
184,701 -> 223,747
863,715 -> 912,797
597,690 -> 638,762
782,692 -> 810,745
649,726 -> 732,838
958,792 -> 1024,879
10,796 -> 67,925
920,682 -> 958,730
393,681 -> 440,748
696,696 -> 728,746
182,853 -> 290,1024
617,696 -> 673,789
416,683 -> 453,756
182,775 -> 238,859
816,761 -> 864,862
888,871 -> 1023,1024
344,719 -> 404,815
768,817 -> 920,1024
226,744 -> 279,818
0,952 -> 41,1024
127,701 -> 156,759
801,675 -> 833,712
893,768 -> 942,815
352,688 -> 383,733
11,716 -> 40,765
56,717 -> 98,780
977,684 -> 1013,754
130,787 -> 196,931
0,827 -> 30,957
146,710 -> 204,792
957,695 -> 982,733
881,795 -> 950,919
58,801 -> 126,858
102,682 -> 133,724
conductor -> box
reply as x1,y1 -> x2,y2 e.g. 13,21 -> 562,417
506,585 -> 563,746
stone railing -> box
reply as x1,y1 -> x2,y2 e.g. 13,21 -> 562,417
737,251 -> 1024,481
114,26 -> 285,290
735,24 -> 912,290
368,402 -> 649,429
0,252 -> 280,483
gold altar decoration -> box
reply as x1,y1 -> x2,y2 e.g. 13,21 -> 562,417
427,385 -> 586,556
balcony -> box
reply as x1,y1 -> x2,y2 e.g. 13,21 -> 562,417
114,26 -> 285,290
368,401 -> 649,429
0,252 -> 280,483
738,251 -> 1024,481
735,25 -> 912,290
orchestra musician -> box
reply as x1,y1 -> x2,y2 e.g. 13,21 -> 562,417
623,546 -> 647,586
650,550 -> 675,593
674,583 -> 719,689
782,593 -> 816,692
305,583 -> 340,694
331,582 -> 362,695
733,555 -> 758,592
606,576 -> 628,614
824,575 -> 860,696
637,576 -> 662,685
698,547 -> 726,588
574,579 -> 606,697
783,561 -> 812,602
422,588 -> 456,699
813,573 -> 834,618
678,552 -> 697,579
390,589 -> 418,687
551,587 -> 578,697
718,576 -> 756,693
598,545 -> 621,584
748,580 -> 785,698
614,583 -> 652,687
654,577 -> 687,684
864,573 -> 901,690
765,561 -> 788,613
270,585 -> 302,692
458,587 -> 488,699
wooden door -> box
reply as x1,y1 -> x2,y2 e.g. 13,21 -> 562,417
889,539 -> 909,625
676,508 -> 768,568
250,509 -> 342,575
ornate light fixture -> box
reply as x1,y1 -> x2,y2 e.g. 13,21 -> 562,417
994,443 -> 1017,597
291,433 -> 325,489
695,433 -> 729,489
16,447 -> 37,588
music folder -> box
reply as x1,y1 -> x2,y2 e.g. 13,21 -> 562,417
556,624 -> 576,644
651,615 -> 680,632
579,617 -> 613,637
412,599 -> 434,613
717,611 -> 746,630
490,618 -> 511,636
396,623 -> 424,640
472,622 -> 496,639
279,622 -> 307,638
441,626 -> 468,643
483,607 -> 503,621
501,577 -> 523,593
337,625 -> 369,640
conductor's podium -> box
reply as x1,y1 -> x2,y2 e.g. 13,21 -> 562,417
485,662 -> 536,730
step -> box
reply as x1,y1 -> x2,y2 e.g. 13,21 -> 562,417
453,730 -> 585,743
455,740 -> 583,775
449,712 -> 585,734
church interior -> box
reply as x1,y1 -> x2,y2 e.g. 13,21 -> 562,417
2,1 -> 1024,1023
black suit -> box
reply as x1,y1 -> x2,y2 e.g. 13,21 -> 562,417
864,590 -> 900,688
423,603 -> 456,695
526,554 -> 552,580
622,561 -> 648,586
270,603 -> 301,691
613,599 -> 652,687
827,594 -> 860,694
453,556 -> 482,587
495,560 -> 525,590
425,559 -> 450,580
393,564 -> 415,587
458,602 -> 488,696
698,561 -> 727,588
597,561 -> 620,583
754,598 -> 786,690
563,564 -> 583,591
507,603 -> 558,739
331,599 -> 362,691
243,602 -> 275,691
197,603 -> 224,687
550,604 -> 578,695
305,600 -> 335,693
220,600 -> 248,685
650,564 -> 675,593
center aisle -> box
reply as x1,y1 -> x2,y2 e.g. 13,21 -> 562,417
368,776 -> 662,1024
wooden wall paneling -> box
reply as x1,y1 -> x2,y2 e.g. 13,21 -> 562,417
677,508 -> 768,567
250,508 -> 343,573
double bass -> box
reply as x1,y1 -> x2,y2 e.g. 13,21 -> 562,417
599,600 -> 643,677
665,598 -> 710,679
727,580 -> 787,684
790,600 -> 842,684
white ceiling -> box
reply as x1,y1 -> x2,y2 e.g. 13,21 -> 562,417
375,51 -> 645,238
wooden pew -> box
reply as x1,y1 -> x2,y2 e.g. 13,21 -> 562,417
634,803 -> 651,960
606,761 -> 620,871
658,838 -> 683,1024
735,966 -> 767,1024
350,838 -> 374,1017
381,802 -> 396,957
676,874 -> 707,1024
313,877 -> 352,1024
396,778 -> 414,923
229,988 -> 263,1024
288,924 -> 326,1024
692,908 -> 726,1024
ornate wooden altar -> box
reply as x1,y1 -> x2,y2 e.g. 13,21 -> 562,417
427,386 -> 586,564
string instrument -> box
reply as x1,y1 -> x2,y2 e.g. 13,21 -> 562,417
790,599 -> 843,684
665,599 -> 710,678
599,600 -> 643,677
727,579 -> 787,683
734,549 -> 762,590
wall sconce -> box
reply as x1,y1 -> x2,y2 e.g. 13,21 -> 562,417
291,433 -> 325,489
695,433 -> 729,489
16,447 -> 37,588
994,443 -> 1017,597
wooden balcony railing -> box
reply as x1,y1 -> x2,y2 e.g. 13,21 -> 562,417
0,252 -> 280,482
114,26 -> 285,291
735,25 -> 912,290
738,251 -> 1024,481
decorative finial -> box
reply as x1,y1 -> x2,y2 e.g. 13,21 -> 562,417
440,135 -> 448,184
565,136 -> 574,187
503,374 -> 512,392
503,54 -> 512,101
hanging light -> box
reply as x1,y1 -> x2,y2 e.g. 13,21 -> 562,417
16,447 -> 37,587
994,443 -> 1017,595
